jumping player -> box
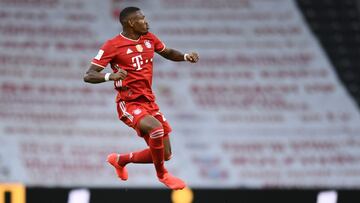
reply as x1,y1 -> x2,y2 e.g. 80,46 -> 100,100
83,7 -> 199,190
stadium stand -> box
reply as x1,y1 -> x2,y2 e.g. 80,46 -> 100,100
297,0 -> 360,107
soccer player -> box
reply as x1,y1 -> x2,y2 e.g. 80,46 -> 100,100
83,7 -> 199,190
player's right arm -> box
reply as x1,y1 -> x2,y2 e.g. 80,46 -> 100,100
83,40 -> 127,84
83,64 -> 127,84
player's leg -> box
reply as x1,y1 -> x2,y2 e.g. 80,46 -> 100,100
117,111 -> 173,165
121,134 -> 171,164
137,115 -> 167,177
163,135 -> 172,161
107,101 -> 183,189
111,132 -> 172,168
108,102 -> 157,180
107,139 -> 153,180
138,115 -> 185,190
154,112 -> 173,161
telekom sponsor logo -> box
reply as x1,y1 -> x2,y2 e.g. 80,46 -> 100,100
131,55 -> 143,70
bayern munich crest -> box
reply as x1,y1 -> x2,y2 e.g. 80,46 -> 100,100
144,40 -> 151,48
133,108 -> 142,115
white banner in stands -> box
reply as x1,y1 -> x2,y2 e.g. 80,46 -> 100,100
0,0 -> 360,188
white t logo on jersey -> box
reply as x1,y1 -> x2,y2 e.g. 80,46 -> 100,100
132,55 -> 143,70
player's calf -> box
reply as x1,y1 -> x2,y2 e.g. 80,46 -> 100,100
164,151 -> 172,161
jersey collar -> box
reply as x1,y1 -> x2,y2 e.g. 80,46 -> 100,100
119,33 -> 140,42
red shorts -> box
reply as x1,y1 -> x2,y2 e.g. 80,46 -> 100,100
116,97 -> 172,137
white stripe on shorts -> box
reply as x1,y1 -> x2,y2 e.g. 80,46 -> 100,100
119,101 -> 134,122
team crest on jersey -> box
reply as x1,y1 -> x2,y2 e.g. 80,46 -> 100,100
144,40 -> 151,48
133,108 -> 142,115
135,44 -> 143,52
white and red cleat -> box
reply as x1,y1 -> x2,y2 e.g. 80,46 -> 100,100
107,153 -> 128,181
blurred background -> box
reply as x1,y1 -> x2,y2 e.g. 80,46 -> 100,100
0,0 -> 360,202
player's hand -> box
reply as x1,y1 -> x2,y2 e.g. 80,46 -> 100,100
110,69 -> 127,81
186,52 -> 199,63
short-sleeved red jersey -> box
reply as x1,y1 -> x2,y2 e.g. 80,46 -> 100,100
91,32 -> 165,102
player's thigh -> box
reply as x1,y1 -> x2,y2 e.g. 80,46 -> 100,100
117,101 -> 159,136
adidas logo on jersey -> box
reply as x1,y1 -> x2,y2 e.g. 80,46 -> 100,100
126,48 -> 133,54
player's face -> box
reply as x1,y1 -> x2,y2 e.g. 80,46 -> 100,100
130,11 -> 149,35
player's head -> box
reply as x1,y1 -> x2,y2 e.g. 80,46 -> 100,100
119,7 -> 149,35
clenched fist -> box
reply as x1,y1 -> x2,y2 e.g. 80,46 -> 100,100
110,69 -> 127,81
185,52 -> 199,63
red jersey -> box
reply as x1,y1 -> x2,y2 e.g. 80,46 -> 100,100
91,32 -> 166,102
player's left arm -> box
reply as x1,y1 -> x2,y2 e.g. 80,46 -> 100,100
157,48 -> 199,63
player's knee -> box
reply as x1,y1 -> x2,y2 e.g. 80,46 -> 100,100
139,115 -> 163,135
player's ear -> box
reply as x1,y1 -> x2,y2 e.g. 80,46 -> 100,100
128,19 -> 134,27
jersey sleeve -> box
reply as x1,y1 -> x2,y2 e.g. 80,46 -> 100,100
151,33 -> 166,52
91,40 -> 116,68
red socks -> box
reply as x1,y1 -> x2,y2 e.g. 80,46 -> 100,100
148,127 -> 167,178
111,127 -> 186,189
118,149 -> 153,166
117,127 -> 167,178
